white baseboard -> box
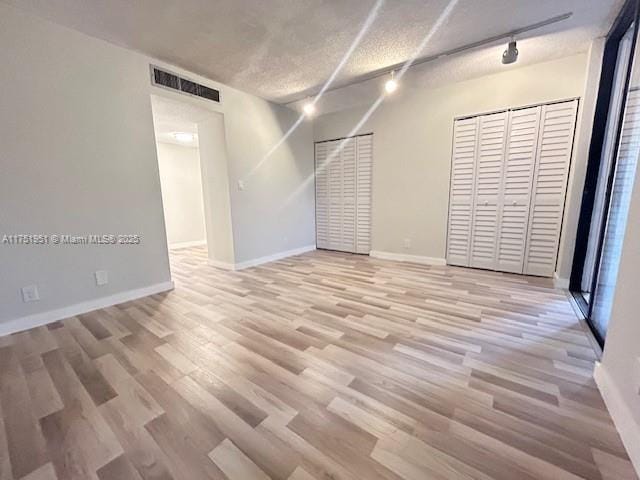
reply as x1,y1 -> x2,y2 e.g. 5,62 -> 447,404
208,245 -> 316,271
0,281 -> 175,337
370,250 -> 446,266
553,272 -> 570,290
169,239 -> 206,250
594,363 -> 640,475
207,259 -> 236,270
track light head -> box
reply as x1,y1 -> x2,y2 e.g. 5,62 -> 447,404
303,101 -> 316,116
384,71 -> 398,94
502,40 -> 518,65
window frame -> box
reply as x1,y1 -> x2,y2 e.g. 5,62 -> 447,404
570,0 -> 640,345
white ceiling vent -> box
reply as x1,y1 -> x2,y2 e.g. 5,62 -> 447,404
151,66 -> 220,103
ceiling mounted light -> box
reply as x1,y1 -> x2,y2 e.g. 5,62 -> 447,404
303,101 -> 316,116
502,39 -> 518,65
172,132 -> 195,143
384,71 -> 398,94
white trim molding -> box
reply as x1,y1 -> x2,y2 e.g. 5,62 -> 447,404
209,245 -> 316,271
594,363 -> 640,474
553,272 -> 570,290
0,281 -> 175,337
207,259 -> 236,270
169,239 -> 207,250
370,250 -> 446,266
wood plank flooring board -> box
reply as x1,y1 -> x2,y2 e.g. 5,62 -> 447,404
143,413 -> 227,480
301,370 -> 423,438
0,387 -> 13,480
20,354 -> 64,420
0,246 -> 636,479
98,402 -> 175,480
0,346 -> 49,479
39,349 -> 123,480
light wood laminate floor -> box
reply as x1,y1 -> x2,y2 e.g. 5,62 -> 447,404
0,246 -> 636,480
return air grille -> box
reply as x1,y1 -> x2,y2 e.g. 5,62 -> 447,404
153,68 -> 179,90
198,85 -> 220,102
151,66 -> 220,103
179,78 -> 199,96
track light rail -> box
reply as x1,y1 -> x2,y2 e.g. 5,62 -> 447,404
285,12 -> 572,105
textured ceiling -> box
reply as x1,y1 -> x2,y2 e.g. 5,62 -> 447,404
3,0 -> 624,104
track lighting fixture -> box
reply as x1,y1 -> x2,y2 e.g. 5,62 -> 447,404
303,101 -> 316,116
502,39 -> 518,64
385,71 -> 398,94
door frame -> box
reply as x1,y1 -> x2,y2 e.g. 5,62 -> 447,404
569,0 -> 639,346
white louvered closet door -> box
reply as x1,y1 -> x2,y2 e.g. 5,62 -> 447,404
327,140 -> 343,251
470,112 -> 508,270
341,138 -> 357,253
315,135 -> 373,254
447,117 -> 479,266
315,142 -> 329,249
356,135 -> 373,254
496,106 -> 541,273
524,99 -> 579,276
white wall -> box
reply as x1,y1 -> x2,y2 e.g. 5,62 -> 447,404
148,63 -> 316,268
313,54 -> 589,273
198,113 -> 235,265
0,2 -> 172,328
152,70 -> 316,267
223,95 -> 315,264
0,2 -> 314,331
156,142 -> 206,247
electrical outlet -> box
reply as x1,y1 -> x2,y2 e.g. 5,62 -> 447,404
21,285 -> 40,302
95,270 -> 108,286
237,179 -> 245,191
403,238 -> 411,249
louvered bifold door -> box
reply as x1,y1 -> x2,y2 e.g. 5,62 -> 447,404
524,99 -> 578,276
315,142 -> 330,249
341,138 -> 357,253
356,134 -> 373,254
327,140 -> 343,251
470,112 -> 508,270
447,117 -> 479,266
316,136 -> 373,255
496,106 -> 541,273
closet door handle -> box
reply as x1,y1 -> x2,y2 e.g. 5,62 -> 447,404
512,200 -> 517,206
484,200 -> 488,206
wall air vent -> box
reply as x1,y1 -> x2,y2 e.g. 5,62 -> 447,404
151,66 -> 220,103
